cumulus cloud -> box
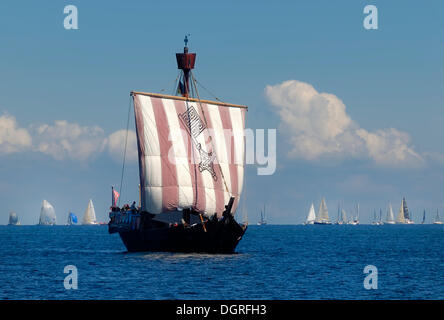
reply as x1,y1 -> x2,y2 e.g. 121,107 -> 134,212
0,112 -> 138,162
0,114 -> 32,154
106,129 -> 138,162
265,80 -> 424,167
31,120 -> 107,161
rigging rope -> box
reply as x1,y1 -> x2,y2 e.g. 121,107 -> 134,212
118,96 -> 133,207
194,78 -> 223,102
190,71 -> 230,195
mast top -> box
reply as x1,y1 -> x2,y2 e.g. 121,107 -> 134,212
176,34 -> 196,98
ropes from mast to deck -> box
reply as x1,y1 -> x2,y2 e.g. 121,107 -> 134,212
118,96 -> 133,207
190,71 -> 230,195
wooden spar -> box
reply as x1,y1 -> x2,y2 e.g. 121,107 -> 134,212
130,91 -> 248,110
199,214 -> 207,232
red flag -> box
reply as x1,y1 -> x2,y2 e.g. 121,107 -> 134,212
113,189 -> 120,206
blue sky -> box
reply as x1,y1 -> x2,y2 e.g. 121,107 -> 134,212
0,0 -> 443,224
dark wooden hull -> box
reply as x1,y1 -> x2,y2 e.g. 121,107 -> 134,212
110,212 -> 247,254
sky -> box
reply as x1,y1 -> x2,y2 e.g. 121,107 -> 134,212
0,0 -> 443,224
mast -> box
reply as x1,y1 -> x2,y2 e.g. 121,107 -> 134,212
176,35 -> 196,98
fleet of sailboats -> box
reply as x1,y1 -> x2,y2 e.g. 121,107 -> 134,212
6,196 -> 444,226
301,197 -> 444,225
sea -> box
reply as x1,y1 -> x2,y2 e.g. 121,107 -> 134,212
0,224 -> 443,300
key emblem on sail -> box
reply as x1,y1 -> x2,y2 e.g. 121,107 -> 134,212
179,106 -> 217,180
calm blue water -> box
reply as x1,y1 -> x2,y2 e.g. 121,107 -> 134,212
0,225 -> 443,300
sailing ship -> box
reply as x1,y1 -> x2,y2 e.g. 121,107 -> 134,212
385,203 -> 395,224
8,212 -> 20,225
396,197 -> 414,224
82,199 -> 98,225
348,203 -> 360,225
371,210 -> 379,225
378,208 -> 383,225
314,198 -> 331,225
305,203 -> 316,225
257,204 -> 267,225
108,37 -> 247,253
341,208 -> 347,225
67,212 -> 78,225
434,209 -> 443,224
39,200 -> 56,225
335,204 -> 347,225
421,210 -> 426,224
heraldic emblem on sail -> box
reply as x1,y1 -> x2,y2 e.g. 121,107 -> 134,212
178,106 -> 217,180
108,36 -> 248,253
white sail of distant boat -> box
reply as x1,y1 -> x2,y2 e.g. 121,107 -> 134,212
39,200 -> 56,225
434,209 -> 443,224
386,203 -> 395,224
341,209 -> 347,224
396,200 -> 405,224
305,203 -> 316,225
257,204 -> 267,225
315,198 -> 331,224
8,212 -> 20,225
82,199 -> 98,225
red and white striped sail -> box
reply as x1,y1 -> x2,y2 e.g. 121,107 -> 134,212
133,93 -> 247,218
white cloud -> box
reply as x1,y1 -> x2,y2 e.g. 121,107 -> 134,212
106,130 -> 138,162
0,114 -> 32,154
265,80 -> 424,167
0,113 -> 139,162
32,120 -> 106,161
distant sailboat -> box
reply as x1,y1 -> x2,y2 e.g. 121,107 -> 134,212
335,204 -> 346,225
421,210 -> 426,224
305,203 -> 316,225
257,204 -> 267,225
39,200 -> 56,225
335,204 -> 341,225
82,199 -> 98,225
396,197 -> 414,224
372,210 -> 379,225
67,212 -> 78,225
386,203 -> 395,224
396,200 -> 406,224
314,198 -> 331,225
8,212 -> 20,225
434,209 -> 443,224
341,208 -> 347,225
348,203 -> 359,225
